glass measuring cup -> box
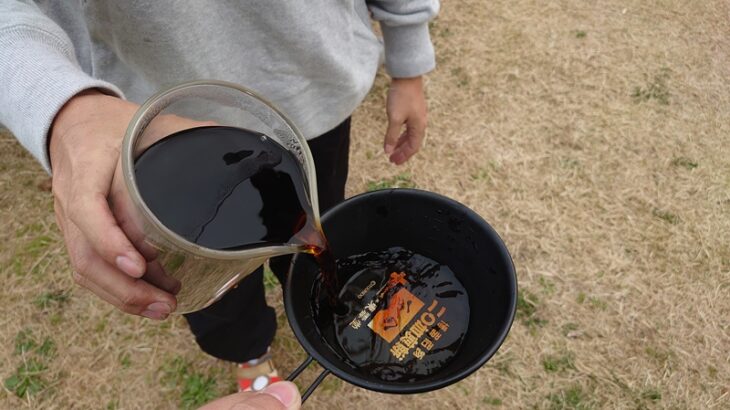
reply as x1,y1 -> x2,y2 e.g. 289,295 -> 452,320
114,80 -> 320,313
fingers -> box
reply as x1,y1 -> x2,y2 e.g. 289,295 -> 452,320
66,224 -> 176,319
67,191 -> 146,278
109,169 -> 160,262
143,261 -> 182,295
73,257 -> 176,319
389,120 -> 426,165
384,117 -> 403,156
389,134 -> 420,165
198,382 -> 301,410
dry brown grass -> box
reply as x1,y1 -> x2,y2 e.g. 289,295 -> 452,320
1,0 -> 729,408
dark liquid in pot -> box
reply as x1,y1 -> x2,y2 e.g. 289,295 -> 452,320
312,247 -> 470,382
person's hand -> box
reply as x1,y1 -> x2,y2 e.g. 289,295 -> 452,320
199,381 -> 301,410
383,76 -> 428,165
50,90 -> 209,320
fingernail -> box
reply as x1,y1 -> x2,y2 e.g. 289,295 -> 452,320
262,382 -> 298,408
384,144 -> 395,154
116,254 -> 144,277
146,302 -> 172,314
141,310 -> 168,320
391,153 -> 405,165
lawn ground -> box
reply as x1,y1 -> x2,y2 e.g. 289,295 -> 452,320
1,0 -> 729,408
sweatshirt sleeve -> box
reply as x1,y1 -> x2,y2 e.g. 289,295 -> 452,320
366,0 -> 440,78
0,1 -> 123,173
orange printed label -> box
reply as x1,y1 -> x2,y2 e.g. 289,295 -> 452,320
368,287 -> 425,343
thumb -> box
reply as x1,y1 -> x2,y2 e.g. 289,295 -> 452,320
258,382 -> 301,410
199,381 -> 301,410
384,118 -> 402,155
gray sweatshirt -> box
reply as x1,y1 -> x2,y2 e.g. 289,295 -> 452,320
0,0 -> 439,171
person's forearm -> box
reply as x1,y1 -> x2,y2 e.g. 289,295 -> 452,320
0,1 -> 122,173
50,89 -> 107,148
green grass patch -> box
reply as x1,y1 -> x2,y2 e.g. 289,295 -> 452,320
588,296 -> 607,311
516,290 -> 546,328
34,290 -> 70,309
263,266 -> 280,291
645,346 -> 674,365
181,374 -> 218,409
162,356 -> 191,385
577,293 -> 607,310
320,376 -> 343,394
652,208 -> 680,225
36,338 -> 56,358
25,235 -> 53,257
14,329 -> 57,359
49,313 -> 63,326
483,396 -> 503,406
95,318 -> 108,333
5,327 -> 57,396
471,161 -> 501,183
11,257 -> 24,276
671,157 -> 698,170
15,222 -> 45,238
457,384 -> 471,396
542,353 -> 575,373
367,173 -> 416,191
119,353 -> 132,369
632,68 -> 670,105
4,359 -> 48,398
517,291 -> 537,317
493,354 -> 514,376
14,329 -> 37,355
12,234 -> 55,276
547,385 -> 594,410
575,30 -> 587,38
161,356 -> 220,409
539,276 -> 556,294
471,168 -> 491,182
640,388 -> 661,402
429,20 -> 452,39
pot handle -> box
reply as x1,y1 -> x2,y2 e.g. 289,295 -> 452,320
285,355 -> 330,402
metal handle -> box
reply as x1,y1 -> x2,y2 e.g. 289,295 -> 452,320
286,355 -> 330,403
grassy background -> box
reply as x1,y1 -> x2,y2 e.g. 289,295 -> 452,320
1,0 -> 729,408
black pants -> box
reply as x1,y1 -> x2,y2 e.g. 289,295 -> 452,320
184,118 -> 351,363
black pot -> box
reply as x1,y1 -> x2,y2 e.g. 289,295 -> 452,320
285,189 -> 517,401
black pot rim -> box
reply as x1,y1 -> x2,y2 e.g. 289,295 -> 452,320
284,188 -> 518,394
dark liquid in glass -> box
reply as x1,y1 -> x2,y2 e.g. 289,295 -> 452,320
134,125 -> 339,295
